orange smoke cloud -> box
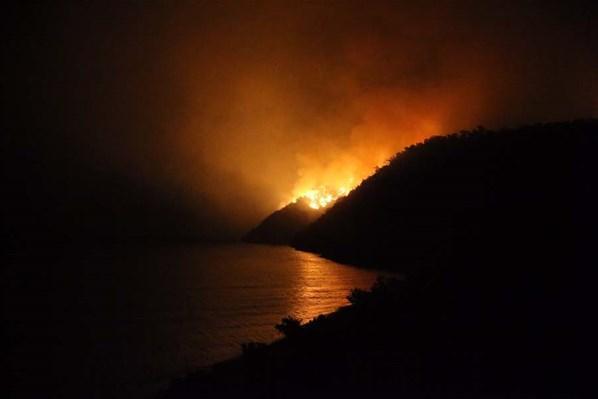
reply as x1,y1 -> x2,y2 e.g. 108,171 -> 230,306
166,1 -> 597,235
8,1 -> 597,239
46,1 -> 591,237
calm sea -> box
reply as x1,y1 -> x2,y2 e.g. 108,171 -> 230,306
3,244 -> 385,398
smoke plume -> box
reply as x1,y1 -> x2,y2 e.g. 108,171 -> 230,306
6,1 -> 598,238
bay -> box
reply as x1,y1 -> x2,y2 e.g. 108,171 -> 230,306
3,244 -> 385,398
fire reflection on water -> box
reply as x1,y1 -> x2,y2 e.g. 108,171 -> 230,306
288,249 -> 382,322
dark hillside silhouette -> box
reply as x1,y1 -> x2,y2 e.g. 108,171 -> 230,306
164,120 -> 598,399
243,199 -> 324,245
294,120 -> 598,275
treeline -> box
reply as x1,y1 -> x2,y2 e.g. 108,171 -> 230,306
294,119 -> 598,276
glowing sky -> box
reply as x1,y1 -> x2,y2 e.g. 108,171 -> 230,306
6,1 -> 598,238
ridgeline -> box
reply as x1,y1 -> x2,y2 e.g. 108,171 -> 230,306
294,120 -> 598,275
244,199 -> 324,245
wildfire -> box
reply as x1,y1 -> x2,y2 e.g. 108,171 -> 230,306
282,151 -> 391,211
282,173 -> 367,210
294,185 -> 351,209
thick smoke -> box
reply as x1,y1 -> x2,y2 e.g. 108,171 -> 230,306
175,1 -> 597,229
7,1 -> 598,238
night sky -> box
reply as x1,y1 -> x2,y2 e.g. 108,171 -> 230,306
4,1 -> 598,242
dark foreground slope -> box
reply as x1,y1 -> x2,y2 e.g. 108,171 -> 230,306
244,199 -> 324,245
164,268 -> 596,398
163,120 -> 598,399
294,120 -> 598,275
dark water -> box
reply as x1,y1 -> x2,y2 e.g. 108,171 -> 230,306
3,244 -> 385,398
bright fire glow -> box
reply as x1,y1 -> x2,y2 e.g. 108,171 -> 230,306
283,173 -> 361,210
299,186 -> 351,209
282,119 -> 442,211
282,166 -> 377,210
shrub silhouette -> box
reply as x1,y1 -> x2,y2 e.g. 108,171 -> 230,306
240,341 -> 267,359
347,288 -> 369,306
275,316 -> 302,338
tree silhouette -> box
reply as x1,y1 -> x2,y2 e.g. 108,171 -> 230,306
275,316 -> 302,338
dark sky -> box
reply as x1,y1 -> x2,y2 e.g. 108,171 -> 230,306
4,1 -> 598,241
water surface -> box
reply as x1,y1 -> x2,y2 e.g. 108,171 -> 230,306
3,244 -> 385,398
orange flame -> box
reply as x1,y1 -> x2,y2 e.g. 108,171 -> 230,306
298,186 -> 351,209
